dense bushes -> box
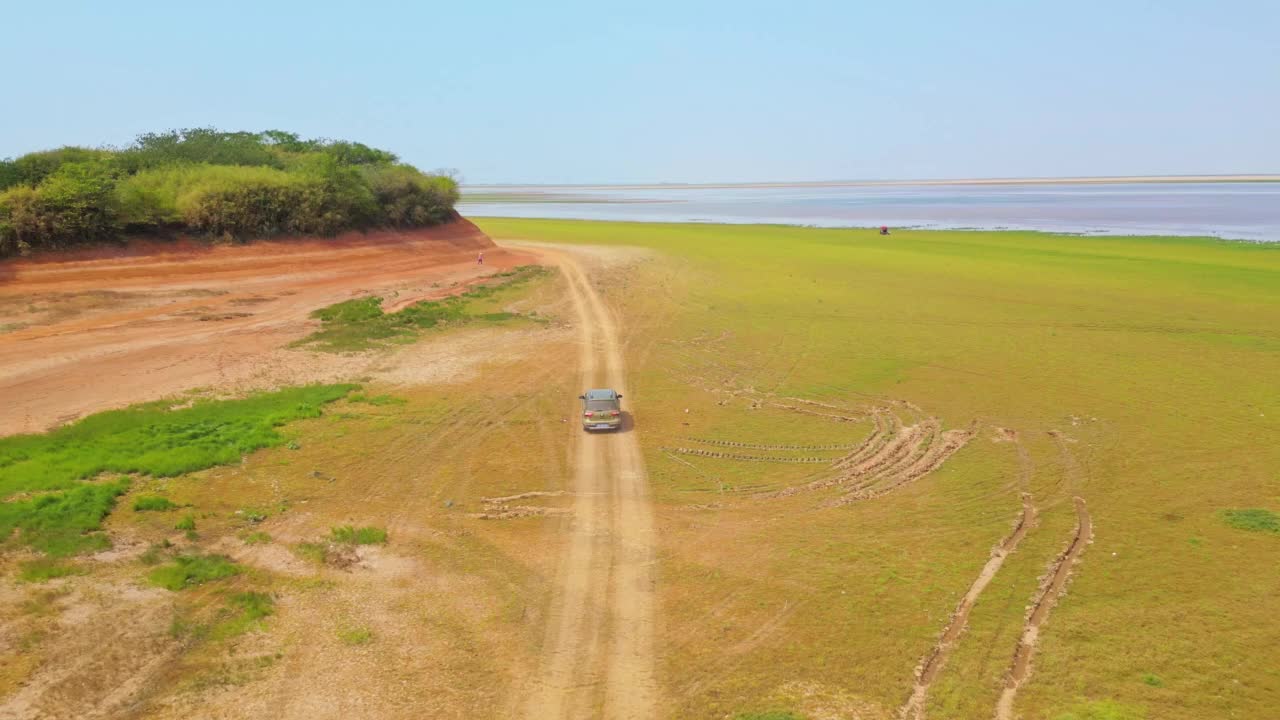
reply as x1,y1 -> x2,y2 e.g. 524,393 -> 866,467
0,129 -> 458,257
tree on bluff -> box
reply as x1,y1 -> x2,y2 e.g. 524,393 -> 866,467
0,129 -> 457,257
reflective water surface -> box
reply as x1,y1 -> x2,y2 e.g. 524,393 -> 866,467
461,182 -> 1280,241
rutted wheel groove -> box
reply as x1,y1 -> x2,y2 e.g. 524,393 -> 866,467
899,493 -> 1037,720
662,447 -> 831,464
520,247 -> 657,720
993,494 -> 1093,720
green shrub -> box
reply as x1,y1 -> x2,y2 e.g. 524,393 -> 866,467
0,159 -> 20,191
148,554 -> 240,590
364,164 -> 458,227
134,495 -> 176,512
1221,508 -> 1280,534
330,526 -> 388,545
118,129 -> 283,172
3,147 -> 113,188
175,514 -> 196,531
1,129 -> 457,257
0,160 -> 121,254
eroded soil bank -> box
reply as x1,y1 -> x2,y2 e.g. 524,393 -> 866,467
0,220 -> 534,436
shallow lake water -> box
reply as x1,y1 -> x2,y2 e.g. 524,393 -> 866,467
460,182 -> 1280,242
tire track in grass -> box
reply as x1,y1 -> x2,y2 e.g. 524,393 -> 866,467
899,430 -> 1037,720
900,491 -> 1036,719
993,493 -> 1092,720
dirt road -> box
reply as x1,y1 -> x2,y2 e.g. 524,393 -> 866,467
522,248 -> 657,720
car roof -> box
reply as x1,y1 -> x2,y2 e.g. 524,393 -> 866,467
584,388 -> 619,399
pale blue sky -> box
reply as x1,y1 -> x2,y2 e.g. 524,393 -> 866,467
2,0 -> 1276,184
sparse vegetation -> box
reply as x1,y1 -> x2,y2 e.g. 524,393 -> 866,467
211,592 -> 275,639
338,625 -> 373,645
175,514 -> 196,531
1221,508 -> 1280,534
296,265 -> 548,351
330,525 -> 388,545
242,531 -> 271,545
735,712 -> 804,720
348,393 -> 407,406
18,558 -> 86,583
292,542 -> 329,565
148,553 -> 241,590
133,495 -> 176,512
139,541 -> 170,565
0,129 -> 459,257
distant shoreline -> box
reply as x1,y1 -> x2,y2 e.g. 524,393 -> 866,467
465,174 -> 1280,192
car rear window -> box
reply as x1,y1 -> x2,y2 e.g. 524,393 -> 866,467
586,400 -> 616,412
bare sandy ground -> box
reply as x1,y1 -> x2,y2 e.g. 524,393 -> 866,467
0,220 -> 536,436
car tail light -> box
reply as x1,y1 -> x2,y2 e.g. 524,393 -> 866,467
584,411 -> 594,418
610,411 -> 620,417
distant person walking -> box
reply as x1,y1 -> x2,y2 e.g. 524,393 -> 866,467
477,251 -> 484,265
880,226 -> 890,236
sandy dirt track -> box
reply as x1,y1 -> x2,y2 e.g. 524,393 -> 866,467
0,220 -> 533,436
520,247 -> 657,720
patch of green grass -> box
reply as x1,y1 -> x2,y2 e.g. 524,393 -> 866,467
1140,673 -> 1163,687
296,265 -> 547,351
1220,508 -> 1280,534
210,591 -> 275,639
0,480 -> 128,556
0,386 -> 352,556
133,495 -> 176,512
337,625 -> 373,645
242,531 -> 271,545
0,384 -> 357,498
330,525 -> 387,545
148,554 -> 240,591
174,513 -> 196,531
18,558 -> 86,583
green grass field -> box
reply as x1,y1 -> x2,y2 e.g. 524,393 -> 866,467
476,218 -> 1280,720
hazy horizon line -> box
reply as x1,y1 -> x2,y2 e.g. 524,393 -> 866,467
462,173 -> 1280,190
